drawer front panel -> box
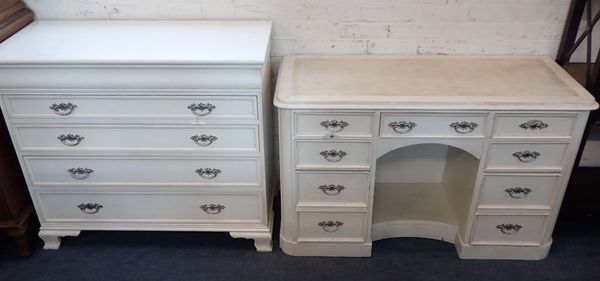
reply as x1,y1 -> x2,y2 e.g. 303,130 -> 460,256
24,157 -> 260,186
493,114 -> 576,138
485,143 -> 569,170
3,95 -> 258,121
471,215 -> 547,246
297,212 -> 367,242
297,172 -> 370,205
295,113 -> 375,138
380,113 -> 488,138
36,191 -> 262,223
478,174 -> 560,207
15,125 -> 259,153
296,141 -> 371,169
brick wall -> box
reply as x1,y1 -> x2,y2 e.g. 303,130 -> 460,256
23,0 -> 596,63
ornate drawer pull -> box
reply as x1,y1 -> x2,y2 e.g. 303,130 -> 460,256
319,150 -> 347,162
320,120 -> 349,133
200,204 -> 225,214
49,102 -> 77,116
519,120 -> 549,130
512,151 -> 541,163
504,187 -> 532,199
188,103 -> 216,116
388,121 -> 417,134
191,134 -> 218,146
77,203 -> 103,214
318,220 -> 344,232
57,134 -> 84,146
67,167 -> 94,180
195,168 -> 222,179
496,223 -> 522,235
318,184 -> 346,196
450,121 -> 479,134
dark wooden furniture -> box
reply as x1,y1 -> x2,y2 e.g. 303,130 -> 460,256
556,0 -> 600,220
0,0 -> 33,256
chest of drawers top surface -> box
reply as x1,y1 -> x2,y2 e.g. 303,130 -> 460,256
0,20 -> 271,65
0,21 -> 272,90
275,55 -> 598,111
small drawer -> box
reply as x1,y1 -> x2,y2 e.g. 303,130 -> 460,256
380,113 -> 488,138
297,212 -> 367,242
295,141 -> 371,169
471,215 -> 547,246
35,191 -> 263,223
3,95 -> 258,122
478,174 -> 560,208
296,171 -> 370,206
14,124 -> 259,154
493,114 -> 576,139
24,156 -> 260,186
294,112 -> 375,138
485,143 -> 568,171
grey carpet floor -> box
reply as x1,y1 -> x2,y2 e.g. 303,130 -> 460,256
1,216 -> 599,281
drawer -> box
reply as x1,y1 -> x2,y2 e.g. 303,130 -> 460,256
471,215 -> 547,246
478,174 -> 560,208
24,156 -> 260,186
3,95 -> 258,122
296,172 -> 370,206
380,113 -> 488,138
297,212 -> 367,242
14,124 -> 259,154
295,141 -> 371,169
294,112 -> 375,138
493,114 -> 576,139
485,143 -> 569,171
35,191 -> 263,223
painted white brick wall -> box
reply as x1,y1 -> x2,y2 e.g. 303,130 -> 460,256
23,0 -> 598,63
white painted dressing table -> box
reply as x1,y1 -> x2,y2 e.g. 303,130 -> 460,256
0,21 -> 274,251
274,55 -> 598,259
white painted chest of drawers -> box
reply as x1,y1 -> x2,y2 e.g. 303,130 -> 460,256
0,21 -> 274,251
274,55 -> 598,259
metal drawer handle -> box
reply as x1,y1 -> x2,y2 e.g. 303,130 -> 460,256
388,121 -> 417,134
57,134 -> 85,146
195,168 -> 222,179
512,151 -> 541,163
188,103 -> 215,116
320,120 -> 349,134
191,134 -> 218,146
67,167 -> 94,180
77,203 -> 103,214
450,121 -> 479,134
318,220 -> 344,233
496,223 -> 522,235
318,184 -> 346,196
49,102 -> 77,116
519,120 -> 549,130
504,187 -> 532,199
200,204 -> 225,215
319,150 -> 347,162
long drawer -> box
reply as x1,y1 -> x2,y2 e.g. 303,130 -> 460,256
3,95 -> 258,122
380,113 -> 488,138
13,124 -> 259,153
35,191 -> 263,223
23,156 -> 261,186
